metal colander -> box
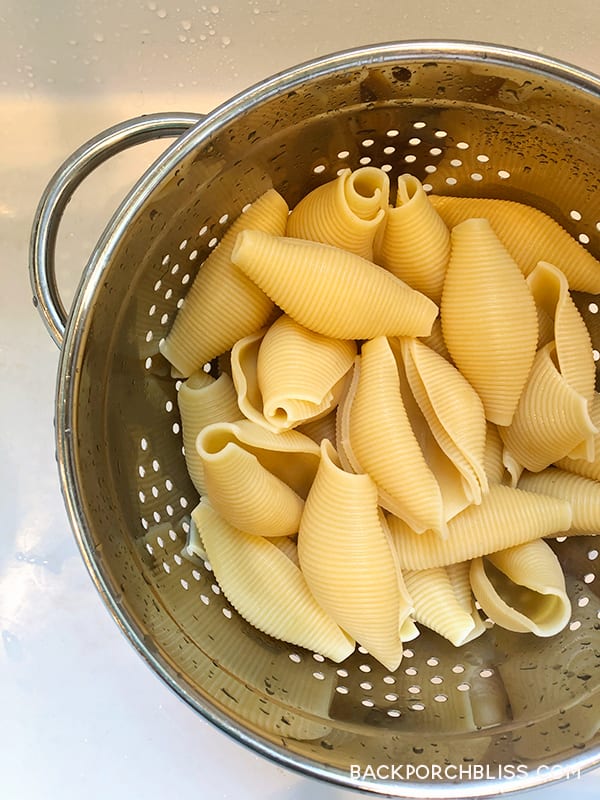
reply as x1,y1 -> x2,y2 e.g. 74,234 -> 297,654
30,41 -> 600,798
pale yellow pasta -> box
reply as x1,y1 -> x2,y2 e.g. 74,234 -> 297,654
483,422 -> 507,486
470,539 -> 571,636
196,419 -> 320,536
374,173 -> 450,303
445,561 -> 488,643
555,392 -> 600,480
340,337 -> 446,535
286,167 -> 389,260
418,316 -> 452,362
402,566 -> 480,647
388,484 -> 572,569
257,314 -> 356,430
441,218 -> 538,426
159,189 -> 288,376
192,499 -> 355,662
270,535 -> 301,567
518,467 -> 600,535
398,336 -> 488,505
298,440 -> 412,671
231,230 -> 439,339
177,370 -> 240,494
499,341 -> 597,473
297,409 -> 338,447
429,194 -> 600,293
230,327 -> 268,428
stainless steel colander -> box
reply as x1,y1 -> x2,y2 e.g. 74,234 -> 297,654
30,41 -> 600,798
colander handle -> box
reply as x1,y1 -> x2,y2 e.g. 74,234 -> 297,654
29,112 -> 204,348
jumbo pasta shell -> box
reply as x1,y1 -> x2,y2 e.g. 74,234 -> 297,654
518,467 -> 600,535
555,392 -> 600,480
470,539 -> 571,637
177,370 -> 240,494
298,440 -> 412,671
193,499 -> 355,662
286,167 -> 389,260
499,341 -> 597,473
374,174 -> 450,303
231,230 -> 438,340
440,218 -> 538,426
388,484 -> 572,569
159,189 -> 288,376
429,194 -> 600,293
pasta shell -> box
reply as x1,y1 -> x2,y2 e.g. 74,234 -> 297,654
298,440 -> 412,671
257,315 -> 356,430
230,327 -> 269,429
518,467 -> 600,535
441,218 -> 538,426
196,419 -> 320,536
374,174 -> 450,303
402,566 -> 480,647
177,370 -> 240,495
445,561 -> 488,643
231,230 -> 439,339
159,189 -> 288,376
340,337 -> 445,535
470,539 -> 571,636
398,336 -> 488,505
429,194 -> 600,293
286,167 -> 389,260
192,499 -> 355,662
555,392 -> 600,481
388,484 -> 572,569
483,422 -> 507,486
499,341 -> 597,472
418,316 -> 452,362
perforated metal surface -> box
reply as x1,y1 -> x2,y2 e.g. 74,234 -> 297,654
51,43 -> 600,796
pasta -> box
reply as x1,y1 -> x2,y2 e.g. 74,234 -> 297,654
159,188 -> 288,376
429,194 -> 600,293
374,173 -> 450,303
286,166 -> 389,260
159,167 -> 598,671
441,218 -> 539,426
231,230 -> 439,339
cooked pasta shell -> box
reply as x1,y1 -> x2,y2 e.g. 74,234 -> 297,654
298,440 -> 412,671
418,316 -> 452,362
499,341 -> 597,473
518,467 -> 600,535
192,499 -> 355,662
341,337 -> 445,534
231,230 -> 439,339
374,174 -> 450,303
398,336 -> 488,505
258,314 -> 356,431
286,167 -> 389,260
483,422 -> 507,486
177,370 -> 240,494
230,327 -> 269,429
429,194 -> 600,293
445,561 -> 488,643
441,218 -> 538,426
470,539 -> 571,636
555,392 -> 600,480
159,189 -> 288,376
388,484 -> 572,569
196,419 -> 320,536
402,566 -> 479,646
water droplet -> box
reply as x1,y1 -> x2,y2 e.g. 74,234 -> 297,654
178,34 -> 187,42
68,39 -> 78,46
93,31 -> 105,43
157,7 -> 167,18
221,35 -> 231,47
210,4 -> 220,13
181,19 -> 192,30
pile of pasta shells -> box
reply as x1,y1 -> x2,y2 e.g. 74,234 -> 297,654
159,167 -> 600,672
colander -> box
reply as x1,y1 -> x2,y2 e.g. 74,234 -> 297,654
29,40 -> 600,798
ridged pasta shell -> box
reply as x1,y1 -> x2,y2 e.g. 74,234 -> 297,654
499,341 -> 597,473
555,392 -> 600,480
483,422 -> 507,486
196,419 -> 320,536
518,467 -> 600,535
192,499 -> 355,662
230,327 -> 269,429
177,370 -> 240,494
441,218 -> 538,426
402,566 -> 481,646
398,336 -> 488,505
418,316 -> 452,362
374,174 -> 450,303
159,189 -> 288,376
470,539 -> 571,636
340,337 -> 445,534
298,440 -> 412,671
388,484 -> 572,569
231,230 -> 439,339
429,194 -> 600,293
286,167 -> 389,260
445,561 -> 488,643
258,315 -> 356,430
